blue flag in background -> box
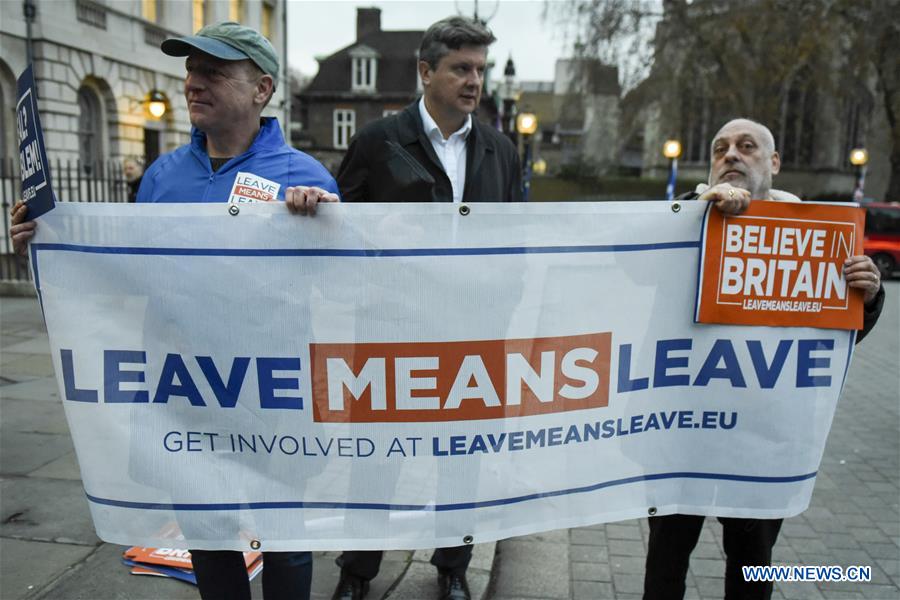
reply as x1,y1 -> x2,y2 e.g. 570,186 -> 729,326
665,158 -> 678,201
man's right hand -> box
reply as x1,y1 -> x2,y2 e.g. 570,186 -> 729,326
697,183 -> 751,215
285,186 -> 339,216
10,201 -> 36,257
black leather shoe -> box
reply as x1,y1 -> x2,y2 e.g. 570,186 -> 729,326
437,572 -> 471,600
331,575 -> 369,600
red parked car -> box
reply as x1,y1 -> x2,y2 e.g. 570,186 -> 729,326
863,202 -> 900,279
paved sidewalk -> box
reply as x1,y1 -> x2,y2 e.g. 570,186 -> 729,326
2,284 -> 898,599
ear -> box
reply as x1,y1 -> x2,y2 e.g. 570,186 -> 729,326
770,151 -> 781,176
417,60 -> 432,87
254,75 -> 275,105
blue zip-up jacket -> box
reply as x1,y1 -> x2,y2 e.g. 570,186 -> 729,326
137,118 -> 338,203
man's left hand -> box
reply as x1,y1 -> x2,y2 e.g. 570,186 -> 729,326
844,255 -> 881,304
10,201 -> 36,257
285,186 -> 339,216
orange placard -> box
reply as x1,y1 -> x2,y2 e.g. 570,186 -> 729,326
310,333 -> 612,423
696,201 -> 864,329
123,546 -> 261,569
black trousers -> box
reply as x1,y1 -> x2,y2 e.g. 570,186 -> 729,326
643,515 -> 783,600
191,550 -> 313,600
337,545 -> 473,580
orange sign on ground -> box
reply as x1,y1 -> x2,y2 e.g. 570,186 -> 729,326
310,333 -> 612,423
696,200 -> 865,329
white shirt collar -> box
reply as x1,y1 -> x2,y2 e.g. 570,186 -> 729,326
419,97 -> 472,142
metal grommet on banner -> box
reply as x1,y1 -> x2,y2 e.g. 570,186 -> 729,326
647,506 -> 658,516
462,535 -> 474,544
670,202 -> 681,213
228,204 -> 240,216
250,539 -> 261,550
459,204 -> 470,216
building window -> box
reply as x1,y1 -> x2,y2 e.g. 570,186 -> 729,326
77,86 -> 104,172
839,92 -> 871,171
333,109 -> 356,149
76,0 -> 107,29
680,87 -> 711,164
352,57 -> 377,92
777,70 -> 816,168
142,0 -> 159,23
0,82 -> 7,164
261,1 -> 274,39
144,127 -> 162,167
192,0 -> 205,33
229,0 -> 245,22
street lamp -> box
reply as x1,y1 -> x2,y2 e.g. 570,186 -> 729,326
517,112 -> 538,201
663,139 -> 682,201
850,148 -> 868,202
501,56 -> 518,141
516,113 -> 537,136
146,90 -> 168,119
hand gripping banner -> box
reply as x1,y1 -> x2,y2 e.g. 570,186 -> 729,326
29,201 -> 856,552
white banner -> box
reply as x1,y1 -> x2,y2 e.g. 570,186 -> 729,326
30,202 -> 853,551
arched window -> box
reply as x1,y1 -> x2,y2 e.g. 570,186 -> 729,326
77,85 -> 103,172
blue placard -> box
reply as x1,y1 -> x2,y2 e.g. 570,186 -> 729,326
16,65 -> 56,220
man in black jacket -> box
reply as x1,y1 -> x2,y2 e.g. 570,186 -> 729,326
336,19 -> 521,207
332,15 -> 520,600
643,118 -> 885,600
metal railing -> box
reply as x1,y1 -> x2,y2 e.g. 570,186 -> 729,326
1,158 -> 130,282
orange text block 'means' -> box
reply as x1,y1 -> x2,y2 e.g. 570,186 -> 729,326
310,333 -> 612,423
697,200 -> 864,330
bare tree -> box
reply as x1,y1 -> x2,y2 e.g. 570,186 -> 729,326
550,0 -> 899,196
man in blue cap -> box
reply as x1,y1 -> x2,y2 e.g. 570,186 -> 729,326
138,21 -> 339,210
146,21 -> 336,600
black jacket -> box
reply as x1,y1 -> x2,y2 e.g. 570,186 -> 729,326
336,101 -> 522,203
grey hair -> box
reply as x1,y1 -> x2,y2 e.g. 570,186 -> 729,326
418,17 -> 496,68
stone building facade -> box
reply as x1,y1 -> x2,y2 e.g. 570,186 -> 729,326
1,0 -> 286,174
518,59 -> 621,175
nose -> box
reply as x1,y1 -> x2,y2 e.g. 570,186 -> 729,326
185,70 -> 205,93
724,143 -> 741,162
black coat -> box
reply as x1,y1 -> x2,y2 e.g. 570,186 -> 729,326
336,101 -> 522,203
